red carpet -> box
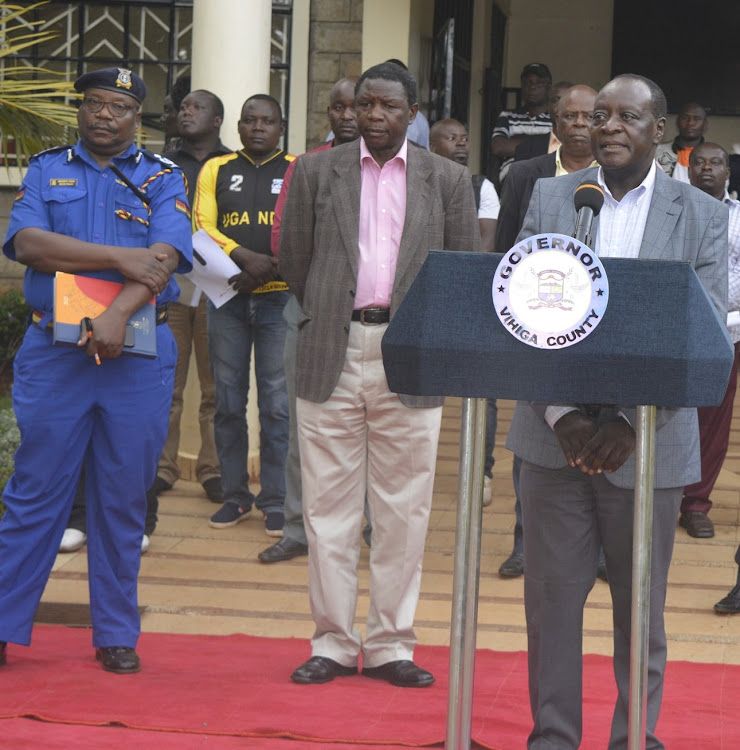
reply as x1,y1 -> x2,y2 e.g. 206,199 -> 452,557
1,625 -> 739,749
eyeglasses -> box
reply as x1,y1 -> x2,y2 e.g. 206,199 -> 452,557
81,96 -> 137,118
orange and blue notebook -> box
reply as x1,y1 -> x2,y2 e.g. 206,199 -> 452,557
53,271 -> 157,358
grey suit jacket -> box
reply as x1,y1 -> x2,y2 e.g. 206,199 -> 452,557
495,151 -> 556,254
279,139 -> 481,407
506,165 -> 729,489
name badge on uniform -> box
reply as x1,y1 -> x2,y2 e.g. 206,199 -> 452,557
271,178 -> 283,195
49,179 -> 78,187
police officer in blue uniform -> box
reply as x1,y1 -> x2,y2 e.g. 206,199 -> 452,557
0,67 -> 193,674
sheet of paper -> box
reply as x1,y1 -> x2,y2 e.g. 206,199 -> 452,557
187,229 -> 240,308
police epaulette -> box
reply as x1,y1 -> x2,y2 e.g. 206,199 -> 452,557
138,148 -> 179,169
30,145 -> 71,161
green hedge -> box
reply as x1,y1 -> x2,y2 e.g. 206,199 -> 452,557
0,288 -> 29,381
0,407 -> 19,515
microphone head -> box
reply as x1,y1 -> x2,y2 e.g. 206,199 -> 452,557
574,182 -> 605,216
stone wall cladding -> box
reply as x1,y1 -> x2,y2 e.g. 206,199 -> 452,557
307,0 -> 362,150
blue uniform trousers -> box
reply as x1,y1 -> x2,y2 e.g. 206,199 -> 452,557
0,322 -> 175,648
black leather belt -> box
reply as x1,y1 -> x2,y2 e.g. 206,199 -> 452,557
351,307 -> 390,325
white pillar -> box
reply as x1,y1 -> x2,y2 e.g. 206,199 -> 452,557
181,0 -> 273,478
191,0 -> 272,151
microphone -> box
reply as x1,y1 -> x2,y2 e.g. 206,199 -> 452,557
573,182 -> 604,248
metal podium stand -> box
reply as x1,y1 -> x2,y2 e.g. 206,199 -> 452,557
382,251 -> 733,750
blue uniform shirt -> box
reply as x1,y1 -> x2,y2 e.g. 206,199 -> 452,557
3,140 -> 194,312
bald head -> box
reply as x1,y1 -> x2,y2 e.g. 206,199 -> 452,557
328,76 -> 359,145
430,118 -> 470,165
549,80 -> 574,119
555,85 -> 597,158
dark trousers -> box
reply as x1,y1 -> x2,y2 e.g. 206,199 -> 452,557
520,461 -> 681,750
682,342 -> 740,514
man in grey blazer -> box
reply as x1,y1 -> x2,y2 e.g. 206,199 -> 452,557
506,75 -> 728,749
279,62 -> 480,687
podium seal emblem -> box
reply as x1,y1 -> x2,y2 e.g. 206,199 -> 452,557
492,233 -> 609,349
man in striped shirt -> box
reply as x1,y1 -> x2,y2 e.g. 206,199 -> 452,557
490,62 -> 553,184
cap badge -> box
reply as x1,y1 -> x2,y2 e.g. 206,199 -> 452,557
116,68 -> 133,90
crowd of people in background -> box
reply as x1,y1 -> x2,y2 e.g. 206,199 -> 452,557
1,53 -> 739,750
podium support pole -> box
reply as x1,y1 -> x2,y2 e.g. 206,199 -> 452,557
446,397 -> 486,750
628,404 -> 657,750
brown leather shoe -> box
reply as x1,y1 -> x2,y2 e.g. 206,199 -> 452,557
679,511 -> 714,538
362,659 -> 435,687
291,655 -> 357,684
95,646 -> 141,674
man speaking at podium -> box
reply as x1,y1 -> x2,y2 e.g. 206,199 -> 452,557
506,74 -> 728,749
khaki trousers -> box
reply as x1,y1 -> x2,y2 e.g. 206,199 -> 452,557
157,298 -> 220,485
297,321 -> 442,668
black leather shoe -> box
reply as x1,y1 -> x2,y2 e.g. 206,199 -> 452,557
151,476 -> 172,495
291,656 -> 357,684
0,641 -> 6,667
258,537 -> 309,563
202,477 -> 223,504
362,659 -> 434,687
679,511 -> 714,538
95,646 -> 141,674
498,551 -> 524,578
715,584 -> 740,614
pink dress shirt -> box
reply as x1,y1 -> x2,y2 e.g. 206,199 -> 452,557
355,137 -> 408,309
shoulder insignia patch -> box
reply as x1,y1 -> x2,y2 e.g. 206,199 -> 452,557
175,198 -> 191,219
29,145 -> 71,162
139,148 -> 178,169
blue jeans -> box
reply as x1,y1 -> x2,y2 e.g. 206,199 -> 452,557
207,292 -> 290,514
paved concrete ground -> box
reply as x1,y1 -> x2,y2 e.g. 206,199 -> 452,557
44,398 -> 740,664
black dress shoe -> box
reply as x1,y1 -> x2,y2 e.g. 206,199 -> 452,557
95,646 -> 141,674
498,551 -> 524,578
202,477 -> 223,504
0,641 -> 6,667
596,561 -> 608,582
151,476 -> 173,495
714,584 -> 740,614
291,656 -> 357,684
362,659 -> 434,687
258,537 -> 309,563
679,511 -> 715,538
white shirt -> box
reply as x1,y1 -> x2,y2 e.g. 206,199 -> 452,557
594,161 -> 657,259
672,161 -> 691,184
545,163 -> 657,429
724,192 -> 740,342
478,178 -> 500,220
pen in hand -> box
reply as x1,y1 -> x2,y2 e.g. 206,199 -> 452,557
81,317 -> 102,366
